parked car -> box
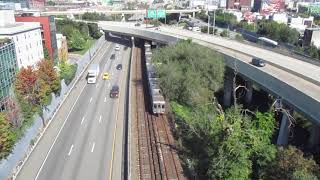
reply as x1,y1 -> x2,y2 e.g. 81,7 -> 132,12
110,85 -> 119,98
116,64 -> 122,70
251,58 -> 266,67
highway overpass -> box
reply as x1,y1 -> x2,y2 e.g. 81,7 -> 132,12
99,21 -> 320,126
41,9 -> 200,16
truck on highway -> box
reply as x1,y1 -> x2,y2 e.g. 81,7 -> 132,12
87,64 -> 100,84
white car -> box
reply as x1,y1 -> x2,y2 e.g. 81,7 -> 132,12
115,45 -> 120,51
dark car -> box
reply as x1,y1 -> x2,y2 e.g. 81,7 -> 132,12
251,58 -> 266,67
135,23 -> 141,26
110,85 -> 119,98
110,54 -> 115,60
116,64 -> 122,70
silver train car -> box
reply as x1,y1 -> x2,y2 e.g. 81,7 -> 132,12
144,43 -> 166,114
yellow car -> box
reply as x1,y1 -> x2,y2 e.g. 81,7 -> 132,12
103,72 -> 110,80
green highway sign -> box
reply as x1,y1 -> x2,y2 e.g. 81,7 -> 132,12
157,9 -> 166,18
310,5 -> 320,14
147,9 -> 166,19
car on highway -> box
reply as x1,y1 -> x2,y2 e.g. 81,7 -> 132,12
135,23 -> 141,26
110,85 -> 119,98
116,64 -> 122,70
251,58 -> 266,67
103,72 -> 110,80
115,45 -> 120,51
110,54 -> 115,60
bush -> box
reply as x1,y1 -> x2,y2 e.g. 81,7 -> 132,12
235,34 -> 244,41
59,62 -> 78,85
220,30 -> 228,37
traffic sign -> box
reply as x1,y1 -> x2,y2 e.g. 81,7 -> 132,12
147,9 -> 166,19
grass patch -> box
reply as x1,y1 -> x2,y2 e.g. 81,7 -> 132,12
70,39 -> 96,55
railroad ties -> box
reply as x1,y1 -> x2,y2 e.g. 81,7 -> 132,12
134,43 -> 185,180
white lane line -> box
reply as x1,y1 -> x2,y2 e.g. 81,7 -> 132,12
68,145 -> 74,156
35,84 -> 86,180
104,97 -> 107,102
91,142 -> 95,153
96,83 -> 99,88
99,115 -> 102,123
81,116 -> 85,125
89,97 -> 93,103
108,83 -> 110,88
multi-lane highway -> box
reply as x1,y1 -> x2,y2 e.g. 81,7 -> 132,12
16,41 -> 131,180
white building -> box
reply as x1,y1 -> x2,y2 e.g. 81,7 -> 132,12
0,10 -> 43,69
289,16 -> 314,33
271,13 -> 288,24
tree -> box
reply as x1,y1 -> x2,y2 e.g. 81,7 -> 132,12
37,60 -> 60,95
88,23 -> 102,39
308,43 -> 319,59
264,146 -> 320,180
43,46 -> 50,60
68,30 -> 86,51
46,0 -> 55,5
0,113 -> 15,159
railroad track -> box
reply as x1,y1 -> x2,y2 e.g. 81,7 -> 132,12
134,45 -> 185,180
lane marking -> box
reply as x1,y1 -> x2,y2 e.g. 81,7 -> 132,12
108,83 -> 110,88
104,97 -> 107,102
108,46 -> 130,180
68,145 -> 74,156
91,142 -> 95,153
96,83 -> 99,88
89,97 -> 93,103
35,84 -> 87,180
99,115 -> 102,123
81,116 -> 85,125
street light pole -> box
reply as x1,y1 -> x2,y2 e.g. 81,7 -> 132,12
207,13 -> 210,34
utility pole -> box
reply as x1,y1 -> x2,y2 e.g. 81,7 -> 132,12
213,10 -> 216,35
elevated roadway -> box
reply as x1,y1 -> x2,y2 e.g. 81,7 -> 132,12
99,21 -> 320,124
41,9 -> 200,15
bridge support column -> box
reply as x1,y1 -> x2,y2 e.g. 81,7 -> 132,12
244,81 -> 253,104
193,12 -> 195,18
309,125 -> 320,149
223,68 -> 234,107
277,108 -> 293,146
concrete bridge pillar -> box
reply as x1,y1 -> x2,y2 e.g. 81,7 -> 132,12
309,125 -> 320,149
244,81 -> 253,104
277,108 -> 293,146
223,68 -> 234,107
193,12 -> 195,18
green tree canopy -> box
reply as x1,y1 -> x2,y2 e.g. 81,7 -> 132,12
265,146 -> 320,180
0,113 -> 15,159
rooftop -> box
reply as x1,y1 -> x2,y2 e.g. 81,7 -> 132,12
0,38 -> 11,47
0,22 -> 40,35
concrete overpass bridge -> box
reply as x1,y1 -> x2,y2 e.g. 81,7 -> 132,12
98,21 -> 320,147
41,9 -> 200,16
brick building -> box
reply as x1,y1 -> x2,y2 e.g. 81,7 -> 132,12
15,15 -> 58,64
227,0 -> 253,10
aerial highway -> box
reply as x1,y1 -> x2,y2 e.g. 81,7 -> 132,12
16,41 -> 131,180
99,21 -> 320,122
40,9 -> 200,15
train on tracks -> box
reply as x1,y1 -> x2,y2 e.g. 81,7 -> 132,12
144,43 -> 166,114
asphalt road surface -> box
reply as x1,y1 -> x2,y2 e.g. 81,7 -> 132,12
17,40 -> 131,180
